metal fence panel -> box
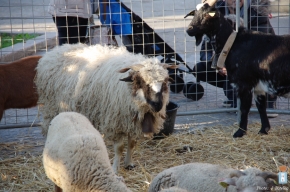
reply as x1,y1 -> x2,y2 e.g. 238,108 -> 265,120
0,0 -> 289,129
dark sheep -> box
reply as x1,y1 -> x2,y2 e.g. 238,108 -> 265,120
186,3 -> 290,137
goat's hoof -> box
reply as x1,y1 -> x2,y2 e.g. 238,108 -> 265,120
125,165 -> 135,170
233,130 -> 246,138
258,129 -> 269,135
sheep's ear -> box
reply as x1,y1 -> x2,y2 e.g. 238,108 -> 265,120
162,64 -> 179,70
184,10 -> 196,18
219,178 -> 236,187
120,76 -> 133,82
229,170 -> 246,178
257,172 -> 278,182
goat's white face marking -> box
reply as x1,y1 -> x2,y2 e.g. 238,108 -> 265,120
196,3 -> 204,10
254,80 -> 270,95
136,89 -> 147,103
150,82 -> 162,93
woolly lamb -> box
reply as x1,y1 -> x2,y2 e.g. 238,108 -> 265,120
148,163 -> 278,192
36,44 -> 177,174
43,112 -> 132,192
0,55 -> 40,120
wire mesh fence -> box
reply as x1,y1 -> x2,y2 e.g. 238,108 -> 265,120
0,0 -> 289,129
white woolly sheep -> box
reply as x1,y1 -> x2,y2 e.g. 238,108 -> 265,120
148,163 -> 278,192
43,112 -> 132,192
36,43 -> 177,174
0,55 -> 40,120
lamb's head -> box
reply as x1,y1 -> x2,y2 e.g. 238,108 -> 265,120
119,62 -> 178,135
185,3 -> 221,46
220,168 -> 278,192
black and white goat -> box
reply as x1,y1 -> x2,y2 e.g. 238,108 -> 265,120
186,3 -> 290,138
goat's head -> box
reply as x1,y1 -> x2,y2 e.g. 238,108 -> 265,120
185,3 -> 220,46
119,62 -> 178,135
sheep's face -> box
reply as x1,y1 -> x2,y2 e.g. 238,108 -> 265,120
120,63 -> 173,112
119,63 -> 177,134
185,3 -> 219,45
132,74 -> 169,112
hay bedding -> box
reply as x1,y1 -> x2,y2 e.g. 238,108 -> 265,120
1,124 -> 290,192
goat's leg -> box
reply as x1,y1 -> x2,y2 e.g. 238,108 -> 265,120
124,135 -> 137,170
0,103 -> 4,121
255,94 -> 270,134
112,137 -> 124,174
0,109 -> 3,121
233,89 -> 252,138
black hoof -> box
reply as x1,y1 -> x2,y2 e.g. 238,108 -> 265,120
233,130 -> 246,138
258,129 -> 269,135
125,165 -> 136,170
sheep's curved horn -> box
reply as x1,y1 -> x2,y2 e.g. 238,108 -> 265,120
130,64 -> 144,71
257,171 -> 278,181
119,68 -> 131,73
169,77 -> 175,83
162,64 -> 179,70
119,64 -> 144,73
229,170 -> 246,178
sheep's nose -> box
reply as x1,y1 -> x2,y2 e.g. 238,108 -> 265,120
188,26 -> 193,29
152,101 -> 163,112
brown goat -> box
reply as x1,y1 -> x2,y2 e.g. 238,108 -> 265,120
0,55 -> 41,120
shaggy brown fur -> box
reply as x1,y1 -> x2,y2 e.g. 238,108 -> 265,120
0,56 -> 40,120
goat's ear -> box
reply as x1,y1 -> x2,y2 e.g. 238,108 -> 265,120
184,10 -> 196,18
162,64 -> 179,70
120,76 -> 133,82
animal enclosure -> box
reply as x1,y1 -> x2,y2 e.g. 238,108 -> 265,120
0,0 -> 290,191
0,0 -> 289,130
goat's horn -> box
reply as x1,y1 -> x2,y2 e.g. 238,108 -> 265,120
257,171 -> 278,181
184,10 -> 196,18
229,170 -> 246,178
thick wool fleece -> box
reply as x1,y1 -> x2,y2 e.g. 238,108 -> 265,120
43,112 -> 131,192
36,44 -> 169,139
149,163 -> 235,192
149,163 -> 275,192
